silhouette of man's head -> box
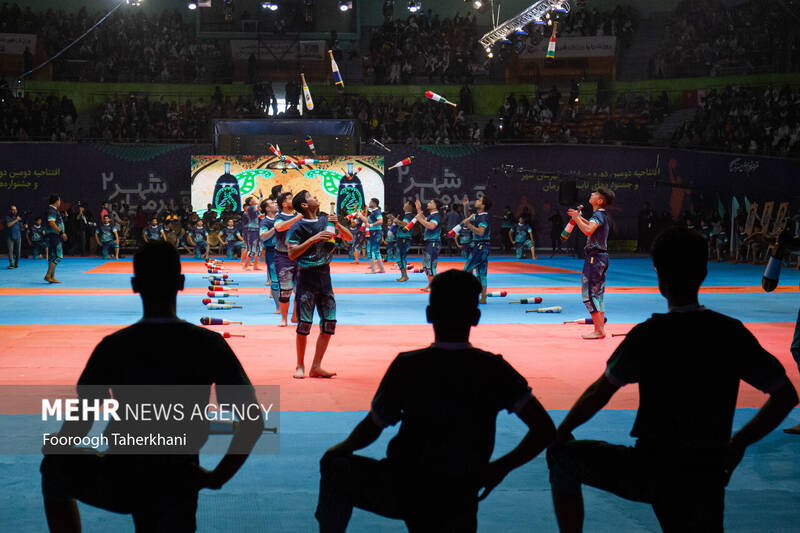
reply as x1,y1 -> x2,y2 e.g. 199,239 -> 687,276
426,270 -> 481,337
651,226 -> 707,302
132,242 -> 185,299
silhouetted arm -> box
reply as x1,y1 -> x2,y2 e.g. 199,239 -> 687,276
725,380 -> 798,480
323,413 -> 383,458
554,374 -> 620,444
479,396 -> 556,500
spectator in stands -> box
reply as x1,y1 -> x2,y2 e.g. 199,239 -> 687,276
673,85 -> 800,157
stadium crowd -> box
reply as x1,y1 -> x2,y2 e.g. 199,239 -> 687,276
672,85 -> 800,157
364,11 -> 481,85
494,86 -> 666,144
650,0 -> 800,78
0,3 -> 226,83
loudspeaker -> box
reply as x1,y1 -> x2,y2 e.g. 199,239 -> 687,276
559,180 -> 577,205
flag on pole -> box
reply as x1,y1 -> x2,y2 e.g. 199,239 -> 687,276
300,73 -> 314,110
744,196 -> 750,213
328,50 -> 344,93
716,195 -> 725,219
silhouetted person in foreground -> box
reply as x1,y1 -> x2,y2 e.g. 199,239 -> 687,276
547,226 -> 798,532
41,242 -> 262,532
316,269 -> 556,532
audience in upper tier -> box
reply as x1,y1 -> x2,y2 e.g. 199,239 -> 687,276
0,3 -> 227,83
650,0 -> 800,79
364,11 -> 481,86
672,85 -> 800,157
494,87 -> 667,144
0,92 -> 78,141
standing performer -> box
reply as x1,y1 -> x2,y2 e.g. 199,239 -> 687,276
95,214 -> 120,260
395,201 -> 415,282
510,215 -> 536,260
384,214 -> 398,262
242,195 -> 263,270
274,191 -> 302,327
568,187 -> 614,339
460,196 -> 474,272
415,198 -> 443,292
44,194 -> 67,283
260,198 -> 280,313
287,190 -> 353,378
348,216 -> 364,263
360,198 -> 385,274
462,196 -> 492,304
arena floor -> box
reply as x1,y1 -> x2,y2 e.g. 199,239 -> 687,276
1,255 -> 799,532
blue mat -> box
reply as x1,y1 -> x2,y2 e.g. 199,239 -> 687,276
2,410 -> 799,532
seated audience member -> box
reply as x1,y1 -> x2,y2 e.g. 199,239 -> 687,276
40,242 -> 262,532
316,269 -> 556,532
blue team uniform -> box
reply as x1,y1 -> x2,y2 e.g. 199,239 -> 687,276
45,205 -> 65,264
274,211 -> 300,303
260,216 -> 279,299
191,227 -> 208,258
385,222 -> 398,260
243,205 -> 262,260
221,226 -> 242,259
513,223 -> 533,259
582,209 -> 610,314
144,224 -> 164,242
286,215 -> 337,336
366,208 -> 383,260
464,212 -> 490,287
395,213 -> 414,271
96,222 -> 119,259
29,224 -> 46,259
422,211 -> 442,276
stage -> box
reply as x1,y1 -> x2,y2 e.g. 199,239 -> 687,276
1,255 -> 799,532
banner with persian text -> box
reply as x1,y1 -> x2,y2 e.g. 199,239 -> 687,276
1,143 -> 798,242
518,35 -> 616,60
0,33 -> 37,54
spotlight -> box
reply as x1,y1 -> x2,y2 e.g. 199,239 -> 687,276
187,1 -> 198,9
261,1 -> 278,10
338,0 -> 351,11
473,0 -> 482,8
408,0 -> 421,13
125,0 -> 142,5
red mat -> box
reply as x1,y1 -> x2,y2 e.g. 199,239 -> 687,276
2,286 -> 796,296
84,260 -> 580,275
1,323 -> 796,411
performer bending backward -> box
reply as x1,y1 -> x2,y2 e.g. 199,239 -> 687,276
462,196 -> 492,304
568,187 -> 614,339
395,201 -> 415,283
415,198 -> 443,292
